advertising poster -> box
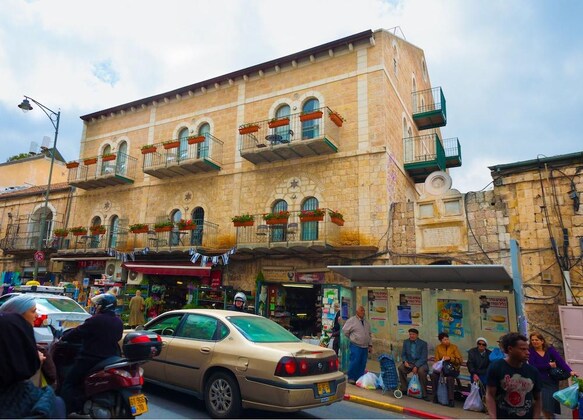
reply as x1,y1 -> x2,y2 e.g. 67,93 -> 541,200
398,292 -> 423,326
367,290 -> 389,339
437,299 -> 467,337
479,295 -> 510,333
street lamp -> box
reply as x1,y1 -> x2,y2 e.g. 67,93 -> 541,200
18,96 -> 60,281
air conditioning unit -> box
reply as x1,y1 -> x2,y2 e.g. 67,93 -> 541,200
127,269 -> 143,285
105,261 -> 127,282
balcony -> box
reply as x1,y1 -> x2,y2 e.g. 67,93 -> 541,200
68,152 -> 137,190
0,220 -> 67,254
53,226 -> 128,254
143,134 -> 223,179
234,209 -> 344,255
126,221 -> 220,252
412,87 -> 447,130
403,134 -> 462,183
239,107 -> 342,165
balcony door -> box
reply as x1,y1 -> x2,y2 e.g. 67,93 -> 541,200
90,216 -> 102,248
301,197 -> 319,241
29,207 -> 53,249
270,200 -> 288,242
178,128 -> 189,161
197,124 -> 210,159
108,215 -> 120,248
190,207 -> 204,246
170,209 -> 182,246
117,141 -> 128,175
301,98 -> 320,140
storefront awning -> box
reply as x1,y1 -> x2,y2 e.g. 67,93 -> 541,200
328,265 -> 514,291
122,262 -> 211,277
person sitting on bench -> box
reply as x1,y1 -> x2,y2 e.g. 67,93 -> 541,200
398,328 -> 429,400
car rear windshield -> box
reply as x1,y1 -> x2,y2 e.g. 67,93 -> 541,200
36,298 -> 87,313
229,316 -> 301,343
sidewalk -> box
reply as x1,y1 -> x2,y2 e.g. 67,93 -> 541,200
341,358 -> 574,419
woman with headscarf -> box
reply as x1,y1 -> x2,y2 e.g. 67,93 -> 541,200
0,294 -> 58,387
0,302 -> 64,418
467,336 -> 491,386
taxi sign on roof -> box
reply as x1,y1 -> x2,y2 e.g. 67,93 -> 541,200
15,285 -> 65,294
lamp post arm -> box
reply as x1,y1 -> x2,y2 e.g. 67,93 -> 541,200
23,96 -> 60,131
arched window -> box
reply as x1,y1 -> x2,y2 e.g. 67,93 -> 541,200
108,215 -> 119,248
117,141 -> 128,175
270,199 -> 288,242
404,117 -> 414,164
190,207 -> 205,246
170,209 -> 182,246
29,207 -> 53,249
197,123 -> 210,159
301,98 -> 320,139
301,197 -> 319,241
101,144 -> 113,176
412,77 -> 417,113
273,104 -> 292,143
90,216 -> 102,248
178,127 -> 189,161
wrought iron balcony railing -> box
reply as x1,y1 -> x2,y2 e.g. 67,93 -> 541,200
0,220 -> 67,252
67,152 -> 137,189
125,220 -> 220,251
412,86 -> 447,130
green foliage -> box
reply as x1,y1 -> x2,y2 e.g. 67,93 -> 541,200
7,153 -> 32,162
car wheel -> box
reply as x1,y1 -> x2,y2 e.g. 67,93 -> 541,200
204,371 -> 241,419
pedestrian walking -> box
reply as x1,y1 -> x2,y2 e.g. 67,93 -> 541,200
128,290 -> 146,328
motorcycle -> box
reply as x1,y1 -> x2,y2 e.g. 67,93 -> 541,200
50,328 -> 162,418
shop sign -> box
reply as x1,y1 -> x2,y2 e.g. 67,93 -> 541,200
295,272 -> 324,283
77,260 -> 106,270
263,269 -> 293,283
479,295 -> 509,333
210,270 -> 222,289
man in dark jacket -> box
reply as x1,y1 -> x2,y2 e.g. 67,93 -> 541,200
398,328 -> 430,400
467,336 -> 491,386
59,294 -> 123,414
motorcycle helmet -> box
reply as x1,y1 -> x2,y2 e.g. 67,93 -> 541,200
94,293 -> 117,313
234,292 -> 247,305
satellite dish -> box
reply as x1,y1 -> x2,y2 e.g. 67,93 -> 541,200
424,171 -> 452,195
29,141 -> 39,155
41,136 -> 51,149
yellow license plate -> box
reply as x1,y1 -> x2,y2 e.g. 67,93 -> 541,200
129,394 -> 148,416
317,382 -> 331,396
62,321 -> 81,329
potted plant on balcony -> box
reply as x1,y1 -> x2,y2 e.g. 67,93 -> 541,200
102,152 -> 116,162
129,223 -> 149,234
54,228 -> 69,237
70,226 -> 88,236
328,210 -> 344,226
328,110 -> 345,127
66,161 -> 79,169
238,123 -> 260,135
90,225 -> 106,235
154,220 -> 173,232
263,210 -> 290,225
141,144 -> 157,154
83,157 -> 98,165
299,109 -> 323,122
268,117 -> 290,129
163,139 -> 180,149
232,214 -> 255,227
188,135 -> 206,144
299,208 -> 325,222
178,219 -> 197,230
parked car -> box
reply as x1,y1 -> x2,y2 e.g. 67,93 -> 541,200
127,309 -> 346,418
0,291 -> 91,345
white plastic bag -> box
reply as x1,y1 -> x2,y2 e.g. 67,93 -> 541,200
463,381 -> 484,412
328,337 -> 335,349
432,358 -> 444,374
356,372 -> 379,390
407,374 -> 423,398
376,373 -> 384,389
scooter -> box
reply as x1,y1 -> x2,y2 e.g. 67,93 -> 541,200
50,328 -> 162,418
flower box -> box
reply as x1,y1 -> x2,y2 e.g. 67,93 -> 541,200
330,217 -> 344,226
268,118 -> 290,128
299,111 -> 323,122
66,162 -> 79,169
129,226 -> 149,234
179,225 -> 197,231
266,218 -> 288,225
188,135 -> 205,144
163,141 -> 180,149
300,215 -> 324,222
154,226 -> 172,232
71,227 -> 88,236
233,220 -> 254,227
102,154 -> 116,162
238,125 -> 260,135
90,226 -> 106,235
329,113 -> 344,127
54,230 -> 69,237
84,158 -> 97,165
141,146 -> 157,155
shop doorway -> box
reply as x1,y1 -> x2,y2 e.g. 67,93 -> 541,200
285,284 -> 322,337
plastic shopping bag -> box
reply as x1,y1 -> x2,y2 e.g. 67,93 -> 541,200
356,372 -> 379,390
437,374 -> 449,405
407,374 -> 423,398
553,382 -> 580,409
432,358 -> 444,374
463,381 -> 484,412
376,373 -> 384,389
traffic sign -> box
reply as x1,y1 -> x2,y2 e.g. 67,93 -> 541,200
34,251 -> 45,262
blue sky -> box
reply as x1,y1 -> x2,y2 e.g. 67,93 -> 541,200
1,0 -> 581,192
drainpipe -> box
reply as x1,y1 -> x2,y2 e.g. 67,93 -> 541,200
510,239 -> 527,335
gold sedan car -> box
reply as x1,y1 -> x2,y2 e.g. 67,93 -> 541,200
133,309 -> 346,418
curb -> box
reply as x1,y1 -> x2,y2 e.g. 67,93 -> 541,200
343,394 -> 450,419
